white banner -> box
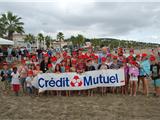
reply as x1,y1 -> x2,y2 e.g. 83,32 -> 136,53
32,69 -> 125,92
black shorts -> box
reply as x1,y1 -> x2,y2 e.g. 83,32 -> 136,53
139,75 -> 146,78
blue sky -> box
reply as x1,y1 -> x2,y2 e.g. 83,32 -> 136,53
0,0 -> 160,43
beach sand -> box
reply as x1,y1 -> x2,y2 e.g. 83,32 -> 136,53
0,90 -> 160,120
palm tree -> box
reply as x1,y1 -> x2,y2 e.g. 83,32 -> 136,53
45,35 -> 52,48
37,33 -> 44,48
57,32 -> 64,50
0,19 -> 6,37
77,34 -> 85,48
0,11 -> 24,40
70,35 -> 77,48
24,34 -> 35,44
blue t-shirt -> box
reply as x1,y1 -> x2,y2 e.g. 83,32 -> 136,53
98,53 -> 106,64
61,67 -> 65,73
140,60 -> 150,76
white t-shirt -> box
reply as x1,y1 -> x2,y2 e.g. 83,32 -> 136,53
11,72 -> 20,84
26,77 -> 33,87
106,61 -> 113,68
56,58 -> 63,64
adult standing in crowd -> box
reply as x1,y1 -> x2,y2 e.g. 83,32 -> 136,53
40,53 -> 51,73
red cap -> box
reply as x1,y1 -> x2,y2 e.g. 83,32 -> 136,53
128,55 -> 133,60
94,55 -> 98,59
113,56 -> 118,59
28,70 -> 33,75
87,58 -> 93,62
107,54 -> 112,57
90,53 -> 95,58
32,56 -> 36,59
118,52 -> 123,56
82,54 -> 87,59
131,61 -> 137,65
101,57 -> 106,62
72,51 -> 77,55
150,56 -> 156,61
66,56 -> 71,59
84,54 -> 89,59
44,53 -> 49,57
79,55 -> 85,59
142,53 -> 147,58
51,56 -> 57,62
122,59 -> 127,63
48,64 -> 52,68
72,59 -> 77,64
65,66 -> 70,70
63,52 -> 67,57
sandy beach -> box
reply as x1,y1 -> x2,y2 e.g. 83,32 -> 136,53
0,89 -> 160,120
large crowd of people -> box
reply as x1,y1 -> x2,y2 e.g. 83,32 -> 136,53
0,46 -> 160,97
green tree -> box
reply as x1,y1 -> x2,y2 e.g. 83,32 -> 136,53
70,35 -> 77,48
24,34 -> 35,44
0,11 -> 24,40
0,19 -> 6,37
57,32 -> 64,49
37,33 -> 44,48
45,35 -> 52,48
76,34 -> 85,48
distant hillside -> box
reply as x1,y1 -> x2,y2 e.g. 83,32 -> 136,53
86,38 -> 160,49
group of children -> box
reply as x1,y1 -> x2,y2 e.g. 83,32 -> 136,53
0,47 -> 160,97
